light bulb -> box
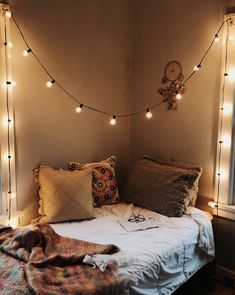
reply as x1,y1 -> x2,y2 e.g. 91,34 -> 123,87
146,109 -> 152,118
75,104 -> 83,113
7,42 -> 13,48
223,103 -> 232,115
110,116 -> 116,125
214,34 -> 219,42
176,93 -> 182,100
23,48 -> 32,57
228,69 -> 235,81
5,11 -> 12,18
193,64 -> 201,71
221,134 -> 231,148
3,116 -> 12,128
46,79 -> 55,88
6,81 -> 16,87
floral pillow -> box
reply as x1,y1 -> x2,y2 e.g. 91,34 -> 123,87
68,156 -> 119,207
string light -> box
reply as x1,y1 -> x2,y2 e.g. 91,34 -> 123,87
6,80 -> 16,87
176,93 -> 182,100
110,115 -> 116,125
228,68 -> 235,80
11,14 -> 227,119
46,79 -> 55,88
146,109 -> 153,118
4,10 -> 12,18
22,48 -> 32,57
214,34 -> 219,42
220,134 -> 231,148
7,41 -> 13,48
75,104 -> 83,113
222,102 -> 232,115
193,64 -> 201,71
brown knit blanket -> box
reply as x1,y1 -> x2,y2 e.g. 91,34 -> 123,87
0,224 -> 119,295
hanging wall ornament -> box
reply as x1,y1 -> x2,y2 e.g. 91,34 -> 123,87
158,60 -> 186,110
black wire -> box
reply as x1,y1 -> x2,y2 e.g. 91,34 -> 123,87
182,20 -> 226,87
3,16 -> 12,224
11,14 -> 226,118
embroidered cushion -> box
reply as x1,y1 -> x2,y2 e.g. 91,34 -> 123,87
68,156 -> 119,207
121,159 -> 201,217
32,164 -> 94,223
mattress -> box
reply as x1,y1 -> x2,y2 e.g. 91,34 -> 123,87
50,203 -> 215,295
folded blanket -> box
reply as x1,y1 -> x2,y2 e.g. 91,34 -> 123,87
0,224 -> 119,295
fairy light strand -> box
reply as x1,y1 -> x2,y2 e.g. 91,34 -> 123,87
214,19 -> 230,247
9,13 -> 226,120
3,12 -> 12,223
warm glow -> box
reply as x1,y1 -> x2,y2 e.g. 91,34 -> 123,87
110,116 -> 116,125
218,168 -> 227,180
208,201 -> 218,209
221,134 -> 231,148
23,50 -> 29,57
146,110 -> 152,118
176,93 -> 182,100
75,106 -> 82,113
46,80 -> 55,88
214,35 -> 219,42
7,41 -> 13,48
2,116 -> 12,128
223,103 -> 232,115
228,68 -> 235,81
194,65 -> 200,71
8,217 -> 18,228
5,11 -> 12,18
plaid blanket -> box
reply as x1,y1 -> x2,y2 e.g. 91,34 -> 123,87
0,224 -> 119,295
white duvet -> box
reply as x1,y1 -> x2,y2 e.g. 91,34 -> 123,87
51,203 -> 215,295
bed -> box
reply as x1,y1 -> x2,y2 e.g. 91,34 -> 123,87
50,202 -> 214,295
0,156 -> 213,294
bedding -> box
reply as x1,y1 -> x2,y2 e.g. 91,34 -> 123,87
51,202 -> 215,295
121,159 -> 201,217
0,223 -> 119,295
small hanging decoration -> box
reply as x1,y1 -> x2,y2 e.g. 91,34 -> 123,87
158,60 -> 186,110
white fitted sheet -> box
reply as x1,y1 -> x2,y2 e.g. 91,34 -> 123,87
50,203 -> 214,295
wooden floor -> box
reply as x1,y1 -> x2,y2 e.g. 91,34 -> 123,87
173,267 -> 235,295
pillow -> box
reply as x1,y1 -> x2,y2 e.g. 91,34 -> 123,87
121,159 -> 202,217
68,156 -> 119,207
142,156 -> 202,206
32,164 -> 94,223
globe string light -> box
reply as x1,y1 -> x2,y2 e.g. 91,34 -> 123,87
7,11 -> 228,122
3,11 -> 13,224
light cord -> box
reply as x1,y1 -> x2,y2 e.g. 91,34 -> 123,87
11,14 -> 226,118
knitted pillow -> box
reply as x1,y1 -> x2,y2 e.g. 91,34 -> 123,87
121,159 -> 202,217
32,164 -> 94,223
141,156 -> 202,206
68,156 -> 119,207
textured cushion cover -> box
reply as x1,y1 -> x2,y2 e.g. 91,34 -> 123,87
121,159 -> 201,217
32,164 -> 94,223
68,156 -> 119,207
142,156 -> 202,206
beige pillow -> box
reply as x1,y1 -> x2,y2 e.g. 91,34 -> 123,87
121,159 -> 201,217
32,164 -> 94,223
142,156 -> 202,206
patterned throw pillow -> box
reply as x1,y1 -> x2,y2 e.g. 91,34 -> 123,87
68,156 -> 119,207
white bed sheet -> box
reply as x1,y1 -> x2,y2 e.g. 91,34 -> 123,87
50,203 -> 214,295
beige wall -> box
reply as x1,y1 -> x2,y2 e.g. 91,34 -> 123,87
9,0 -> 131,225
130,0 -> 224,203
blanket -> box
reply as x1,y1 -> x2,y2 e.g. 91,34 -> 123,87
0,224 -> 119,295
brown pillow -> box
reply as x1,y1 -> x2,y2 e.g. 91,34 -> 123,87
142,156 -> 202,206
121,159 -> 201,217
32,164 -> 94,223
